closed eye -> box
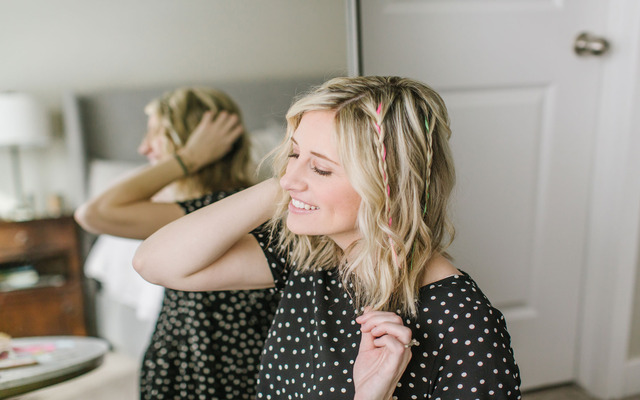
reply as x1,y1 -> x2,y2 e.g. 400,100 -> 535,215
312,166 -> 332,176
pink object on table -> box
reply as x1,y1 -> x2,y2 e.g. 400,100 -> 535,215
12,343 -> 57,355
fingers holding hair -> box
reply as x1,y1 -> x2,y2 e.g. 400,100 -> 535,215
353,308 -> 415,400
180,110 -> 245,171
356,308 -> 415,348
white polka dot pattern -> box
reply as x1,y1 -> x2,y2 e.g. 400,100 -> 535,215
252,225 -> 522,399
139,192 -> 281,400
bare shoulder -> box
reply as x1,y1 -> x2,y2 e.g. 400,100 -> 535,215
420,253 -> 461,287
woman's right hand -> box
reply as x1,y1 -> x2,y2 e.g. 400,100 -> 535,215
178,111 -> 244,173
353,309 -> 414,400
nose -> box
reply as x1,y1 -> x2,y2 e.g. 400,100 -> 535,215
280,158 -> 307,192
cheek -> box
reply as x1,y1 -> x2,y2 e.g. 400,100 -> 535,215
335,187 -> 361,220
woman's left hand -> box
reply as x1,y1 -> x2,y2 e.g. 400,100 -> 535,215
179,110 -> 244,172
353,308 -> 415,400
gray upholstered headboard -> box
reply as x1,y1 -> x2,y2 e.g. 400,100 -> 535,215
62,76 -> 327,207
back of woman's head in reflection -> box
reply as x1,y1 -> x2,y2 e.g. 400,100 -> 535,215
142,88 -> 255,197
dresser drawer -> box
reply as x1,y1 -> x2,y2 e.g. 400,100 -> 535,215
0,217 -> 78,262
0,216 -> 86,337
0,283 -> 87,336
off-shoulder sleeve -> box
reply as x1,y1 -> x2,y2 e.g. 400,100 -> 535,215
250,223 -> 290,292
427,304 -> 521,399
394,274 -> 521,399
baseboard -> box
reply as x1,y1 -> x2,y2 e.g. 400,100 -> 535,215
624,357 -> 640,397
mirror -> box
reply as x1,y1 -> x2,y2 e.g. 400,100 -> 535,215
0,1 -> 347,398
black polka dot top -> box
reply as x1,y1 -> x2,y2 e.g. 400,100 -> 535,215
139,192 -> 281,400
251,225 -> 522,399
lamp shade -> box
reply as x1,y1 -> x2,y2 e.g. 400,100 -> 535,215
0,92 -> 51,148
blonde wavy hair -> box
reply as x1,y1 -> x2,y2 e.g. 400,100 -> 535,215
270,76 -> 456,316
145,88 -> 255,197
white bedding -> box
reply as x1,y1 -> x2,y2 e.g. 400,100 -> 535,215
84,160 -> 163,321
85,234 -> 163,321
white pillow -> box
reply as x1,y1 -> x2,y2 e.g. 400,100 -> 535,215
251,120 -> 285,180
88,159 -> 145,198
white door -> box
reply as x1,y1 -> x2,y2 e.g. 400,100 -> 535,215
353,0 -> 608,390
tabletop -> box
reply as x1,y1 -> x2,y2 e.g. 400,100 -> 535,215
0,336 -> 109,399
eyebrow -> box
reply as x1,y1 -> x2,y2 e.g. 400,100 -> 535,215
291,137 -> 339,166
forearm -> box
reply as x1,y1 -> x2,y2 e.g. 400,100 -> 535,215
133,178 -> 280,286
74,156 -> 185,235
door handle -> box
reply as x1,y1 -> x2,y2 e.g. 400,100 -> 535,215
574,32 -> 610,56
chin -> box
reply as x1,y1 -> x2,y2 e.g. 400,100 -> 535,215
286,216 -> 318,236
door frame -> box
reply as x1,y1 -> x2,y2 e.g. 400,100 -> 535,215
345,0 -> 360,78
577,0 -> 640,398
345,0 -> 640,397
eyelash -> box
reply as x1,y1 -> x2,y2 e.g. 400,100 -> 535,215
312,167 -> 331,176
287,153 -> 332,177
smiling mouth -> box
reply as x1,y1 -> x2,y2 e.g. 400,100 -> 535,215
291,198 -> 319,210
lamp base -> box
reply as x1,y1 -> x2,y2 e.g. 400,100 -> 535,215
6,145 -> 35,221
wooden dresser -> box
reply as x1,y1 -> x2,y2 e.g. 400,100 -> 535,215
0,216 -> 87,337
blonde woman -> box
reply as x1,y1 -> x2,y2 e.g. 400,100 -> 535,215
133,77 -> 521,399
75,88 -> 280,400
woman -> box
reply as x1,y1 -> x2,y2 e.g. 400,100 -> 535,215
133,77 -> 522,399
75,88 -> 280,400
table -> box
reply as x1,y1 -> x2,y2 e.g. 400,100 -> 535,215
0,336 -> 109,399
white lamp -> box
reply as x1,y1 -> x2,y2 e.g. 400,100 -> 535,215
0,92 -> 52,220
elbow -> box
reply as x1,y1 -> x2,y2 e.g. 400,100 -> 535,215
74,201 -> 110,235
74,203 -> 97,233
132,246 -> 151,281
132,244 -> 162,286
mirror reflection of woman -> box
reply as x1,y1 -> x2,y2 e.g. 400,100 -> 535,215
75,88 -> 280,400
133,77 -> 522,399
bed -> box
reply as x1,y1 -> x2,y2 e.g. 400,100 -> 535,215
61,76 -> 327,357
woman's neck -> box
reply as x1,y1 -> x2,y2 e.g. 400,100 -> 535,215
151,182 -> 185,202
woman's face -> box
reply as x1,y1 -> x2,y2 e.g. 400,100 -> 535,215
280,110 -> 362,249
138,113 -> 171,164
